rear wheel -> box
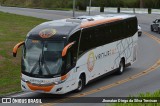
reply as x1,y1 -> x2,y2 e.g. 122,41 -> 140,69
116,60 -> 125,75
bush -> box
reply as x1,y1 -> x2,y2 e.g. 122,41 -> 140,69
0,0 -> 160,10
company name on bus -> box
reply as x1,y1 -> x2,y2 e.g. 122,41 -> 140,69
87,48 -> 117,72
29,78 -> 60,84
95,48 -> 117,60
29,79 -> 50,84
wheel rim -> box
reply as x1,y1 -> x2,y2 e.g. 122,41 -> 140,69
77,79 -> 82,90
120,62 -> 124,73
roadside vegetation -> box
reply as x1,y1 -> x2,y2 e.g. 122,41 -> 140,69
0,0 -> 160,10
112,90 -> 160,106
0,11 -> 47,95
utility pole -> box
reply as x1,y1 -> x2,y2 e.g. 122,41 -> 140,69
73,0 -> 76,17
89,0 -> 92,15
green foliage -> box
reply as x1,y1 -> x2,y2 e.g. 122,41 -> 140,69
122,0 -> 140,8
112,90 -> 160,106
144,0 -> 160,8
0,11 -> 46,95
0,0 -> 73,9
0,0 -> 160,10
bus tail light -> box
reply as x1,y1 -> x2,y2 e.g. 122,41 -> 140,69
13,41 -> 24,57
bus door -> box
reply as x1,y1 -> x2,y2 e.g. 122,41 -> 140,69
66,30 -> 81,82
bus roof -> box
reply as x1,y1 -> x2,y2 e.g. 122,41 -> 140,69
27,14 -> 136,40
79,14 -> 136,28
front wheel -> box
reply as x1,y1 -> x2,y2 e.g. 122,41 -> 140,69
75,75 -> 85,92
116,60 -> 125,75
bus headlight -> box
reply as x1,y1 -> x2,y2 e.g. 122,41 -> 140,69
54,80 -> 64,85
54,73 -> 70,85
54,80 -> 67,85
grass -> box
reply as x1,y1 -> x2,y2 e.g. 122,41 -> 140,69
112,90 -> 160,106
0,11 -> 47,95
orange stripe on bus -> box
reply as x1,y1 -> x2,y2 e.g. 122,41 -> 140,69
27,82 -> 54,92
62,42 -> 75,57
80,18 -> 122,28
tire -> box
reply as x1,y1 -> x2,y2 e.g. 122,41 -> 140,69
116,60 -> 125,75
75,75 -> 85,92
158,28 -> 160,34
151,25 -> 153,32
138,32 -> 142,37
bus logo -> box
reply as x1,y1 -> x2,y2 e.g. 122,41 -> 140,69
87,51 -> 95,72
2,98 -> 11,103
39,28 -> 56,38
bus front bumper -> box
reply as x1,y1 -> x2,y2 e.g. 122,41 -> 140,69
21,80 -> 68,94
20,74 -> 73,94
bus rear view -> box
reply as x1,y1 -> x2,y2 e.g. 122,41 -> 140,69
13,14 -> 138,94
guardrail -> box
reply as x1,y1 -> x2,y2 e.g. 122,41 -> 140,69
135,8 -> 148,14
104,7 -> 117,13
121,8 -> 135,13
86,7 -> 100,12
152,9 -> 160,14
86,6 -> 160,14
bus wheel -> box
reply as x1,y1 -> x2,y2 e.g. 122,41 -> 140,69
116,60 -> 125,75
76,75 -> 85,92
158,28 -> 160,34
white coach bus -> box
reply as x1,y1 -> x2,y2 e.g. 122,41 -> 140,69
13,14 -> 138,94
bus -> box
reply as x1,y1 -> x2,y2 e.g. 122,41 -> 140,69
13,14 -> 138,94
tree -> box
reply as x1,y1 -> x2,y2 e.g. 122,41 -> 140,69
140,0 -> 144,8
0,0 -> 7,5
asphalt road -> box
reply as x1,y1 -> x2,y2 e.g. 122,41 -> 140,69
0,6 -> 160,106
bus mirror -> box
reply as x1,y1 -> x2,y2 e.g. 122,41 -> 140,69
62,42 -> 75,57
13,41 -> 25,57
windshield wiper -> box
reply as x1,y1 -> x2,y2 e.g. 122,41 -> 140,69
30,52 -> 51,75
30,54 -> 41,74
40,53 -> 51,75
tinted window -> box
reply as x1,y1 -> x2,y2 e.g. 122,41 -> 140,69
79,28 -> 94,56
125,18 -> 137,37
78,17 -> 137,56
68,31 -> 80,63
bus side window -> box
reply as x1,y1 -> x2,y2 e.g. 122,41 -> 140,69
125,18 -> 137,37
105,24 -> 112,43
109,23 -> 117,42
79,29 -> 87,56
79,28 -> 94,56
68,31 -> 80,64
93,24 -> 107,47
66,51 -> 72,69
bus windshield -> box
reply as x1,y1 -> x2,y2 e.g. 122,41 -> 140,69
22,39 -> 64,78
